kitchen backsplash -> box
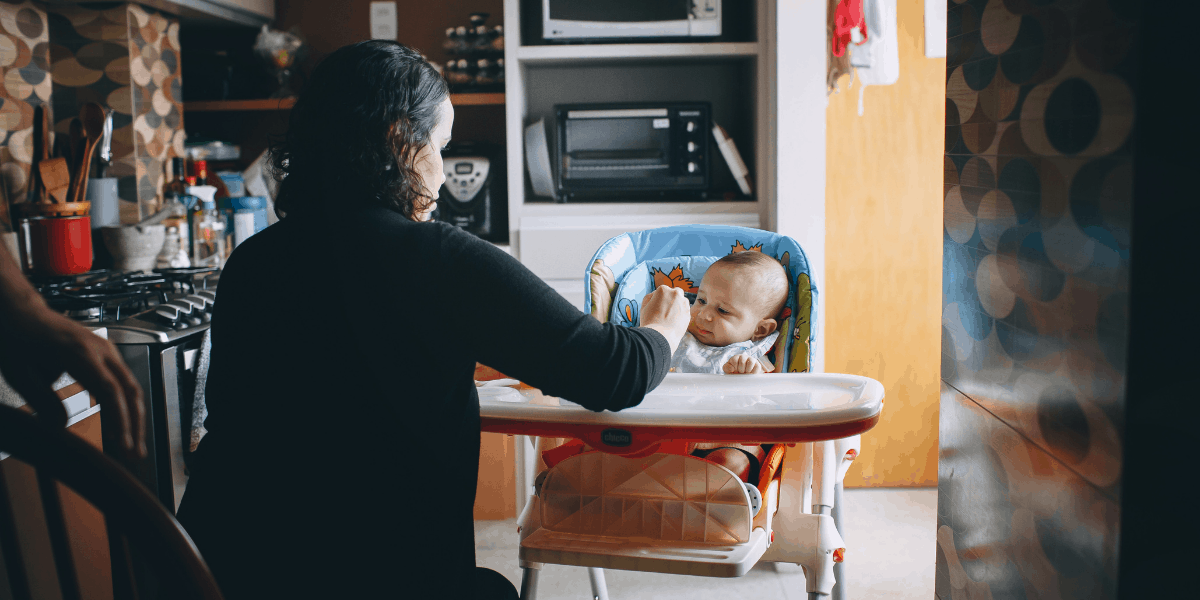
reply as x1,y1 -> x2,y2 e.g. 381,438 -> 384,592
47,1 -> 184,223
0,0 -> 53,231
0,0 -> 183,229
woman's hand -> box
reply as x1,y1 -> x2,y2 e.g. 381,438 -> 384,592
638,285 -> 690,355
723,354 -> 766,374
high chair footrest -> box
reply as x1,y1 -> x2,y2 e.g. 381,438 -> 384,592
518,528 -> 769,578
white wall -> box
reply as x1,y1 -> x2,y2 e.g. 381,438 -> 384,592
769,0 -> 827,372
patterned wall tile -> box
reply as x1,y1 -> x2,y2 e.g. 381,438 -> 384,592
938,383 -> 1119,600
0,0 -> 52,230
941,0 -> 1136,596
127,3 -> 183,217
46,2 -> 181,224
942,0 -> 1135,496
46,3 -> 135,220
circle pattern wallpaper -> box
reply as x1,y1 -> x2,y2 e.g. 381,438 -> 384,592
939,0 -> 1135,598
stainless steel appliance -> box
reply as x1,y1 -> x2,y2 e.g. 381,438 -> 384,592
543,0 -> 721,40
33,267 -> 219,513
555,102 -> 711,201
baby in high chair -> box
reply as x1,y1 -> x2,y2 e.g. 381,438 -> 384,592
539,250 -> 790,484
673,250 -> 790,483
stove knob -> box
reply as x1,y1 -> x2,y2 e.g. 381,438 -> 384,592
196,290 -> 217,305
164,300 -> 194,317
180,296 -> 208,312
155,304 -> 181,323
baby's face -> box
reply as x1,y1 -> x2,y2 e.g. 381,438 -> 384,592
688,265 -> 770,347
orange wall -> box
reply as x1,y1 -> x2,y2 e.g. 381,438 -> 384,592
825,0 -> 945,487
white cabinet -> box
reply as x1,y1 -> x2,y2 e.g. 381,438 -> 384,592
543,279 -> 585,312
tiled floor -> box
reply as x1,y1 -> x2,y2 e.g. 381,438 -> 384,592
475,487 -> 937,600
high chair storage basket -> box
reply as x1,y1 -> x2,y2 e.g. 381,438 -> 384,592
540,452 -> 752,545
584,225 -> 819,373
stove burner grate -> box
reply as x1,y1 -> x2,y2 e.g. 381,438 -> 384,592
34,267 -> 219,323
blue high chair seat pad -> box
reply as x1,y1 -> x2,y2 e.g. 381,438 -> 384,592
585,225 -> 818,373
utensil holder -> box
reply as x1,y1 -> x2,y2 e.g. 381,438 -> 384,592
28,215 -> 94,276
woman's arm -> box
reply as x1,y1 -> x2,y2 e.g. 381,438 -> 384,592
437,225 -> 687,412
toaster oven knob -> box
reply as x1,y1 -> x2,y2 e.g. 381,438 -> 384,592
687,141 -> 696,153
686,121 -> 696,132
688,162 -> 697,173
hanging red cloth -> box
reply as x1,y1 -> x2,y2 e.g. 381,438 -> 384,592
832,0 -> 868,57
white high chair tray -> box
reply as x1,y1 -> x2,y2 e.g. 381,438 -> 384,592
480,373 -> 884,452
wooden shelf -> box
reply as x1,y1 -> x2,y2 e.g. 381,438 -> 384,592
184,93 -> 503,112
517,43 -> 759,65
184,98 -> 296,111
450,92 -> 505,106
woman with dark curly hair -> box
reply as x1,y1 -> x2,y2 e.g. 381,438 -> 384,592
175,41 -> 690,599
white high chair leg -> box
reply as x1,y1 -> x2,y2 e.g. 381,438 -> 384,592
763,444 -> 846,597
515,435 -> 540,516
831,482 -> 846,600
811,440 -> 837,514
588,567 -> 609,600
520,564 -> 541,600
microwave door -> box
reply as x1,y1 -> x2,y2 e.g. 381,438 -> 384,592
543,0 -> 692,39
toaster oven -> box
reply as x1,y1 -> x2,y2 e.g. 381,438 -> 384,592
554,102 -> 711,200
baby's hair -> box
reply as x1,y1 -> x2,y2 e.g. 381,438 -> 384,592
710,251 -> 790,320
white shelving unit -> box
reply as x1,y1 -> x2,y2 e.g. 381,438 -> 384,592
502,0 -> 774,281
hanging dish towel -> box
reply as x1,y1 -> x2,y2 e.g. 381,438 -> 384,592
190,328 -> 212,452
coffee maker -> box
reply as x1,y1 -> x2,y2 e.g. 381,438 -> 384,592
433,142 -> 508,243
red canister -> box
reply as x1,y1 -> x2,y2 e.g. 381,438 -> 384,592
28,215 -> 94,276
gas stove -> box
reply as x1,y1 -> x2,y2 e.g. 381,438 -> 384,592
33,267 -> 220,344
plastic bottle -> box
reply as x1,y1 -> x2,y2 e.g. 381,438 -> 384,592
187,185 -> 225,268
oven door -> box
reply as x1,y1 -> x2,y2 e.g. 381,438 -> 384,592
114,331 -> 205,514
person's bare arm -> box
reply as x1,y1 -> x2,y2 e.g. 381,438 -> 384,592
0,242 -> 145,458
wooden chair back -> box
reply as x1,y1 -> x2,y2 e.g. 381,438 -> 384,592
0,403 -> 223,600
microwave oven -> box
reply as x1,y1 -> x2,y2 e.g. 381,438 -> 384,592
543,0 -> 721,40
554,102 -> 711,200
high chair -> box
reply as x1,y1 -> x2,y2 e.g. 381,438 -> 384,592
479,226 -> 884,600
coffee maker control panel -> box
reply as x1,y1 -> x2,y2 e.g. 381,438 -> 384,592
444,158 -> 490,203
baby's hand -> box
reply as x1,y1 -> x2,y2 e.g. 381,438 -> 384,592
723,354 -> 765,374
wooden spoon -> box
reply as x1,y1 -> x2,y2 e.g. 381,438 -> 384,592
74,103 -> 106,205
38,158 -> 71,203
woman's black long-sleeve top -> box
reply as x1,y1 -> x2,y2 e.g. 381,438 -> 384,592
175,206 -> 669,599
